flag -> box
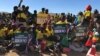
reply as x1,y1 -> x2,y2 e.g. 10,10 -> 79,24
85,37 -> 92,47
86,45 -> 96,56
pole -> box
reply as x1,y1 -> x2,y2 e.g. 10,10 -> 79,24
18,0 -> 23,7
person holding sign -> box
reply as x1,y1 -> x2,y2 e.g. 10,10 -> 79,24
56,14 -> 69,24
17,5 -> 28,22
77,12 -> 84,26
83,5 -> 92,26
13,26 -> 28,52
12,0 -> 23,21
45,25 -> 54,37
37,8 -> 49,24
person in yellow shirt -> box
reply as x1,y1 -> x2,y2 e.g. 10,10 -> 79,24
78,12 -> 84,23
7,29 -> 14,40
44,25 -> 55,49
36,25 -> 45,44
56,19 -> 67,24
0,26 -> 8,41
17,12 -> 27,19
77,12 -> 84,26
13,27 -> 21,34
3,26 -> 8,31
17,5 -> 28,22
39,8 -> 45,14
3,26 -> 13,40
8,29 -> 14,35
84,5 -> 92,22
82,5 -> 92,26
84,11 -> 91,18
56,16 -> 69,24
0,28 -> 5,38
36,28 -> 44,40
45,25 -> 54,37
84,5 -> 92,17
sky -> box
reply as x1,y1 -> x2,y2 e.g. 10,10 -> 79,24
0,0 -> 99,14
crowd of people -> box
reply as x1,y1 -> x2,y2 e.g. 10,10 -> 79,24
0,4 -> 100,56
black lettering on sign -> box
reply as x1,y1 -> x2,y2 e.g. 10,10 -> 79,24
75,26 -> 87,37
14,34 -> 28,44
53,24 -> 68,34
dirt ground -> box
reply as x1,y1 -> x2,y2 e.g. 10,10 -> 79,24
2,51 -> 100,56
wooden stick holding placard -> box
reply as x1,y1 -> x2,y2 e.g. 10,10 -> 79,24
18,0 -> 23,7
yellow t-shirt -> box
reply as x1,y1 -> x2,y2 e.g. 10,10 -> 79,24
14,29 -> 21,34
8,29 -> 14,35
84,11 -> 91,18
37,12 -> 48,24
17,12 -> 27,20
36,29 -> 44,40
78,16 -> 84,23
0,29 -> 6,37
46,41 -> 54,46
56,20 -> 69,24
3,27 -> 8,31
45,28 -> 53,37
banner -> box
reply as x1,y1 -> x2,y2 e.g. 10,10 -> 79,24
75,26 -> 87,37
53,24 -> 68,34
12,32 -> 28,46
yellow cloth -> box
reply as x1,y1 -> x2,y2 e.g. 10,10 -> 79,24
17,12 -> 27,19
3,27 -> 8,31
56,20 -> 69,24
36,29 -> 44,40
14,29 -> 21,34
45,27 -> 53,37
46,41 -> 54,46
37,13 -> 48,24
52,15 -> 60,23
78,16 -> 84,23
0,29 -> 6,37
38,12 -> 44,14
8,29 -> 14,35
84,11 -> 91,18
0,27 -> 8,37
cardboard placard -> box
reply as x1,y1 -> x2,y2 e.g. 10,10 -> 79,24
53,24 -> 68,34
75,26 -> 87,37
12,33 -> 28,44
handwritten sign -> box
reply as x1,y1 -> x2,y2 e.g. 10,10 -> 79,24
53,24 -> 68,34
14,35 -> 27,43
75,26 -> 87,37
12,32 -> 28,45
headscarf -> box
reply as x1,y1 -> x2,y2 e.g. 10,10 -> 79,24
86,5 -> 92,11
